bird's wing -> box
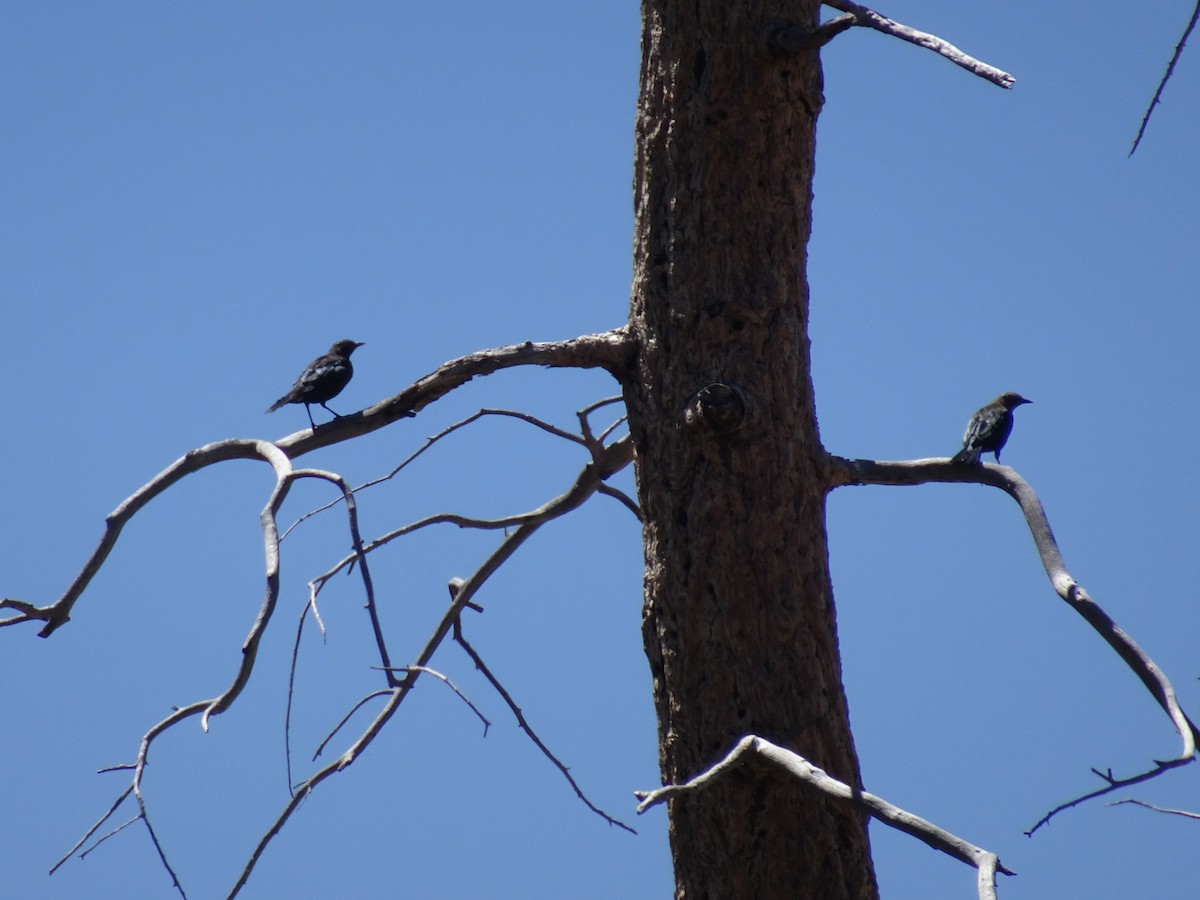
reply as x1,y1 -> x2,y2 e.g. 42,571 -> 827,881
962,405 -> 1001,449
298,356 -> 348,387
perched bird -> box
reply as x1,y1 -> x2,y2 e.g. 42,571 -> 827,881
951,392 -> 1031,464
266,339 -> 364,429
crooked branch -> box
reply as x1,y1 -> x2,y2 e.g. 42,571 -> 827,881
636,735 -> 1012,900
829,456 -> 1199,823
2,329 -> 632,637
1,439 -> 289,637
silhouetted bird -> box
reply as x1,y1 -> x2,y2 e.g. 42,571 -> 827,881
266,339 -> 364,429
951,392 -> 1031,464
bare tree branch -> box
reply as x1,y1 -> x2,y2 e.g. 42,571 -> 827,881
819,0 -> 1015,88
829,456 -> 1199,823
50,785 -> 134,875
309,689 -> 397,765
1026,758 -> 1194,835
237,434 -> 636,894
271,328 -> 633,454
454,624 -> 636,833
1110,797 -> 1200,820
307,436 -> 636,588
635,735 -> 1012,900
1,439 -> 290,636
1130,0 -> 1200,156
22,333 -> 636,894
281,406 -> 591,539
386,665 -> 492,735
231,686 -> 409,899
2,330 -> 632,637
77,814 -> 140,861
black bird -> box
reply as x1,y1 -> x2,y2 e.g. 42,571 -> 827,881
266,339 -> 364,429
951,392 -> 1031,464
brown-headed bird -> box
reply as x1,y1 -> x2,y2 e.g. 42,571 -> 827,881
266,339 -> 364,429
951,392 -> 1031,464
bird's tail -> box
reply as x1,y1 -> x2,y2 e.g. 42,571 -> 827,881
266,395 -> 290,414
950,448 -> 980,465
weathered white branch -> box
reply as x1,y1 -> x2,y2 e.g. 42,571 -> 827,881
830,456 -> 1199,827
636,735 -> 1012,900
821,0 -> 1015,88
2,329 -> 633,636
830,456 -> 1198,758
242,432 -> 636,894
1,439 -> 289,636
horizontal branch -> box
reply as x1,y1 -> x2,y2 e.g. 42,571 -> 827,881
636,735 -> 1011,900
821,0 -> 1015,88
272,328 -> 634,454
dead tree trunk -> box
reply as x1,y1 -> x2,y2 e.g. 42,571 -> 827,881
625,2 -> 878,896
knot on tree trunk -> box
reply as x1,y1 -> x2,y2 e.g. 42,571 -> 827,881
683,382 -> 747,434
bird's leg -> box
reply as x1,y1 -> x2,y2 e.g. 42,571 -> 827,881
304,404 -> 317,431
319,402 -> 343,419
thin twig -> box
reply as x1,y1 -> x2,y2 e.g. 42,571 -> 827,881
1109,797 -> 1200,819
284,602 -> 309,794
1130,0 -> 1200,156
231,687 -> 408,898
1026,759 -> 1193,835
281,407 -> 589,539
50,785 -> 134,874
78,814 -> 140,860
384,665 -> 491,735
455,624 -> 636,833
310,690 -> 396,764
307,437 -> 636,588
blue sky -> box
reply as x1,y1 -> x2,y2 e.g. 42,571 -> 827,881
3,2 -> 1198,898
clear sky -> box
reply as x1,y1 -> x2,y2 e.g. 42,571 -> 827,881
3,2 -> 1198,898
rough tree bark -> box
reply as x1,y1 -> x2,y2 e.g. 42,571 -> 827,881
624,1 -> 878,897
